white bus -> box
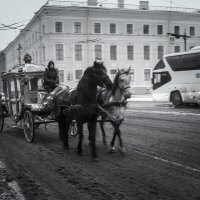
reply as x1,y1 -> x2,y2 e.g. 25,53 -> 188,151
152,47 -> 200,107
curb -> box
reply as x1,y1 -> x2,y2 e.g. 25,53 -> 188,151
127,95 -> 153,102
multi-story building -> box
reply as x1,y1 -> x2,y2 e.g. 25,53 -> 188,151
2,0 -> 200,93
0,51 -> 6,91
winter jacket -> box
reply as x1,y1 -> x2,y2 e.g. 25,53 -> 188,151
44,67 -> 59,91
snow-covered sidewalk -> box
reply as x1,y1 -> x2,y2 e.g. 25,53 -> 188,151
127,94 -> 153,102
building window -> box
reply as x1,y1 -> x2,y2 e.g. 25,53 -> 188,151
94,23 -> 101,33
127,45 -> 134,60
174,26 -> 180,35
75,69 -> 83,80
157,25 -> 163,35
75,45 -> 82,61
127,24 -> 133,34
144,45 -> 150,60
32,34 -> 34,44
43,24 -> 45,35
32,52 -> 35,63
130,69 -> 134,82
174,45 -> 180,53
59,70 -> 64,83
110,69 -> 117,79
35,31 -> 37,41
143,24 -> 149,34
74,22 -> 81,33
55,22 -> 62,32
144,69 -> 151,81
110,45 -> 117,60
56,44 -> 64,60
110,23 -> 116,34
36,50 -> 38,63
189,26 -> 195,36
158,46 -> 164,60
43,46 -> 46,62
95,45 -> 102,60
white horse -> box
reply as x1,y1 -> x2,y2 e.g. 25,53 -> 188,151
97,67 -> 132,153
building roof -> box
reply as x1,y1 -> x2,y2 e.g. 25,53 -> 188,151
5,63 -> 46,75
3,1 -> 200,52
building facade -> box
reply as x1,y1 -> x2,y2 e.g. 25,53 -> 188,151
2,0 -> 200,93
0,51 -> 6,91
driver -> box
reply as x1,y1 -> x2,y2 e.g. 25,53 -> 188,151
44,60 -> 59,92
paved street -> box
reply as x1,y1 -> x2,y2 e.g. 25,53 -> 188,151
0,101 -> 200,200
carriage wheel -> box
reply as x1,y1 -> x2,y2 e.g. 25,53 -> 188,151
68,121 -> 78,137
34,124 -> 40,129
23,110 -> 35,143
0,104 -> 4,133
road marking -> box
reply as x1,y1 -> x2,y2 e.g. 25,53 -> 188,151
8,181 -> 26,200
0,160 -> 26,200
0,160 -> 5,169
127,109 -> 200,117
134,150 -> 200,174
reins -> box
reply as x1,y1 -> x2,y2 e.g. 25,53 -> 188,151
101,100 -> 127,109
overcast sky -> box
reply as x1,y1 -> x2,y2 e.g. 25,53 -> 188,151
0,0 -> 200,51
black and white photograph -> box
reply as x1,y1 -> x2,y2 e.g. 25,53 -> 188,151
0,0 -> 200,199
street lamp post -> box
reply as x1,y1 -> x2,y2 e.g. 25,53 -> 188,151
167,31 -> 191,51
17,44 -> 22,65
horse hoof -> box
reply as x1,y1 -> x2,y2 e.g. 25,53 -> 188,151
110,146 -> 116,153
77,150 -> 82,156
119,147 -> 126,155
63,144 -> 69,150
92,157 -> 99,162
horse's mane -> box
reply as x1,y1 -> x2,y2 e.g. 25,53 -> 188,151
93,61 -> 107,72
82,61 -> 107,77
111,71 -> 121,95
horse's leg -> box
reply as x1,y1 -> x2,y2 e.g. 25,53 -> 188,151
77,121 -> 83,155
88,120 -> 98,161
87,122 -> 92,146
58,115 -> 70,149
111,122 -> 126,154
110,124 -> 117,152
110,122 -> 123,150
100,117 -> 107,145
58,115 -> 65,141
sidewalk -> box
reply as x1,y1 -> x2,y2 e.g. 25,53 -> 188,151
127,94 -> 153,102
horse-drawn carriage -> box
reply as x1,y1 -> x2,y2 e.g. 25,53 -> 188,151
0,60 -> 132,160
0,63 -> 61,142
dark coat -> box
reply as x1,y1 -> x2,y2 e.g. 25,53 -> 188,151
44,67 -> 59,91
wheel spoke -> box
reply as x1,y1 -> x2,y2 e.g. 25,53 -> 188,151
23,110 -> 34,142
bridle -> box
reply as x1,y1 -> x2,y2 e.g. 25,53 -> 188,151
90,66 -> 107,88
102,72 -> 130,109
117,72 -> 131,93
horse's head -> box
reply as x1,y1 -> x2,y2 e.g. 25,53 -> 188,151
91,61 -> 113,90
103,67 -> 131,122
112,67 -> 132,100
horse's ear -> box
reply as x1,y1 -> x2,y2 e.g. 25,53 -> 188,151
126,66 -> 131,74
94,61 -> 97,66
117,67 -> 121,74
